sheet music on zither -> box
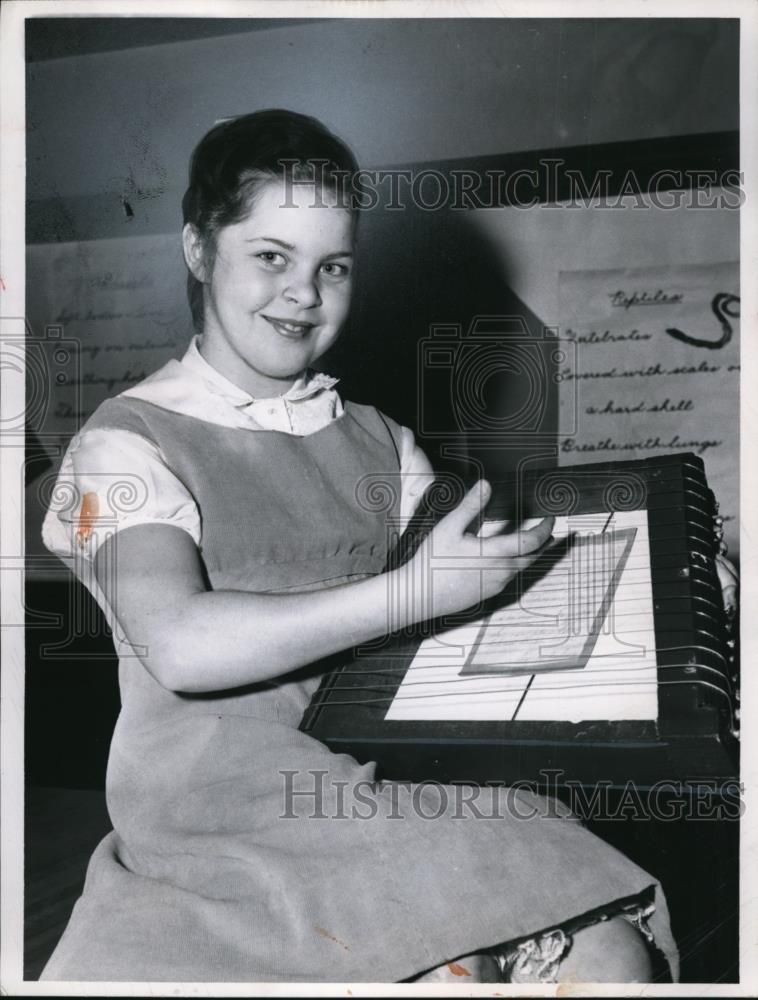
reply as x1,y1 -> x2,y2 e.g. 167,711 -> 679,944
384,509 -> 658,723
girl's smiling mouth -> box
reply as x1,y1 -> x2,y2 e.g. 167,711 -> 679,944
262,315 -> 316,338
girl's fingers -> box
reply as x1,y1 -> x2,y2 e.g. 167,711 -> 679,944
519,515 -> 556,552
481,515 -> 555,558
439,479 -> 492,535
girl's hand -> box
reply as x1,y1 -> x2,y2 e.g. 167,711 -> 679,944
397,479 -> 555,626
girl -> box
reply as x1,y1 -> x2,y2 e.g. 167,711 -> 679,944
42,109 -> 681,984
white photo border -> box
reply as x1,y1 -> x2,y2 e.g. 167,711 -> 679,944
2,1 -> 757,995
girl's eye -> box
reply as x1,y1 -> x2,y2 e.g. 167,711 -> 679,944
255,251 -> 286,267
320,262 -> 350,278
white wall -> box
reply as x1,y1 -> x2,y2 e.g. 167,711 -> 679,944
27,17 -> 738,239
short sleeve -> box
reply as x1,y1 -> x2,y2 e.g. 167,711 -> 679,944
397,425 -> 435,529
42,427 -> 201,563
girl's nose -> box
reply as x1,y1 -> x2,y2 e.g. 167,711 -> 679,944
282,271 -> 322,309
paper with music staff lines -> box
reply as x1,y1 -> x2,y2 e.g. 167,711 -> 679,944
384,509 -> 658,723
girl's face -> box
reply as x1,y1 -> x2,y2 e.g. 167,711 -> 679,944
184,179 -> 354,397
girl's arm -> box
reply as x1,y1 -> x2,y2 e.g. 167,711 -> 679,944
94,480 -> 553,694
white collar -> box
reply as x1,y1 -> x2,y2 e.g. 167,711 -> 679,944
180,335 -> 340,406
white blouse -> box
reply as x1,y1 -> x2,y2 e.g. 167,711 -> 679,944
42,336 -> 435,571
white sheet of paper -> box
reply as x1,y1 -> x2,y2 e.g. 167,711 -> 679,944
384,509 -> 658,723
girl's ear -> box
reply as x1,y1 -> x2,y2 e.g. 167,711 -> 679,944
182,223 -> 209,283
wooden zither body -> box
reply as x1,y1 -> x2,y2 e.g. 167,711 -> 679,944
300,454 -> 739,790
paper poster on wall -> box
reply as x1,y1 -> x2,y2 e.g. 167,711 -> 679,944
26,234 -> 190,441
557,262 -> 739,556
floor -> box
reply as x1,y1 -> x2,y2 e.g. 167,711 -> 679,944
24,786 -> 112,981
